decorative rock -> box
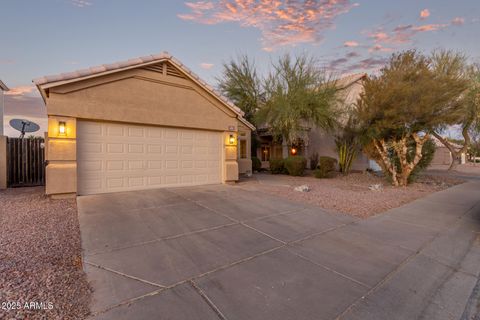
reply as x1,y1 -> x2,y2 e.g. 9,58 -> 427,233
294,185 -> 310,192
369,184 -> 383,191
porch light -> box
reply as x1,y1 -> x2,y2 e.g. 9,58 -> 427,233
58,121 -> 66,136
291,147 -> 297,155
229,134 -> 235,145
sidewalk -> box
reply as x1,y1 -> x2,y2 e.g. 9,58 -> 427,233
339,181 -> 480,319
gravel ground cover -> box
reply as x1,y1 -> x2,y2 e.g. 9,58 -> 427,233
0,187 -> 91,320
239,172 -> 464,218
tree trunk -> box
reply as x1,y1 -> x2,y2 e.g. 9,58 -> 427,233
373,139 -> 399,186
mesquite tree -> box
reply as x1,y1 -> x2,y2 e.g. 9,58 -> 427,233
217,54 -> 264,124
255,53 -> 337,146
432,58 -> 480,169
357,50 -> 469,186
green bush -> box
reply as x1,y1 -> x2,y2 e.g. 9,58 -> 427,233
251,156 -> 262,172
269,158 -> 285,174
284,156 -> 307,176
314,156 -> 337,178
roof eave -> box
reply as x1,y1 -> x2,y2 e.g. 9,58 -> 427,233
0,80 -> 9,91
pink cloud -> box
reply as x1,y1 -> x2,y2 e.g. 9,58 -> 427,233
5,85 -> 37,97
368,44 -> 393,53
178,0 -> 358,49
200,62 -> 214,69
343,41 -> 359,47
451,17 -> 465,26
420,9 -> 430,20
368,22 -> 448,45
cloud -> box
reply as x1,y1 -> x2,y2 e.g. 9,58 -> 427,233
4,85 -> 38,97
343,41 -> 359,47
70,0 -> 92,7
0,59 -> 15,65
368,22 -> 448,45
345,57 -> 388,73
179,0 -> 358,49
200,62 -> 214,69
368,44 -> 393,52
420,9 -> 430,20
451,17 -> 465,26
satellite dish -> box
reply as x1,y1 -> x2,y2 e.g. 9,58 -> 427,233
9,119 -> 40,139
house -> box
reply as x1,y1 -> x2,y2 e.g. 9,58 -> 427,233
255,73 -> 370,171
0,80 -> 9,190
431,138 -> 466,166
34,52 -> 254,197
0,80 -> 8,136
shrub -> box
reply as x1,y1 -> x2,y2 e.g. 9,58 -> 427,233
309,152 -> 319,170
284,156 -> 307,176
315,156 -> 337,178
251,156 -> 262,172
269,158 -> 285,174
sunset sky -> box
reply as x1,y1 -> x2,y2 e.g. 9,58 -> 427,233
1,0 -> 479,136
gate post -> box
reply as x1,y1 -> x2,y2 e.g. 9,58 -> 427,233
0,135 -> 6,189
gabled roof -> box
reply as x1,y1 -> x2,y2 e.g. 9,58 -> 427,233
0,80 -> 8,91
33,52 -> 255,130
335,73 -> 367,90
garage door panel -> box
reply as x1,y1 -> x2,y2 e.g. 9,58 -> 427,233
78,121 -> 222,195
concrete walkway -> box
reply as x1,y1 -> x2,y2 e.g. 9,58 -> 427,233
77,182 -> 480,320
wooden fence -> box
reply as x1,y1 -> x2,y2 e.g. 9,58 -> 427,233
7,138 -> 45,187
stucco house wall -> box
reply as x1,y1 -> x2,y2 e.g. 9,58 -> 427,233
35,53 -> 254,196
0,80 -> 9,189
0,80 -> 8,136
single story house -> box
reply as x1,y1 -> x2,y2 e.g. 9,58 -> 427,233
0,80 -> 8,136
34,52 -> 254,197
0,80 -> 9,190
431,138 -> 466,165
256,73 -> 370,171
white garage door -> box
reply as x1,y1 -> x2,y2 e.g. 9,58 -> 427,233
77,121 -> 223,195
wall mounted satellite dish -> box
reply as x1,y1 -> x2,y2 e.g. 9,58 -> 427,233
9,119 -> 40,139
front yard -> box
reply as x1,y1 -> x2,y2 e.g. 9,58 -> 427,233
239,172 -> 464,218
0,187 -> 91,320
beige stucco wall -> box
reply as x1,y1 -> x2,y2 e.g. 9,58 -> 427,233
237,122 -> 252,175
0,135 -> 7,189
43,64 -> 250,195
46,68 -> 239,132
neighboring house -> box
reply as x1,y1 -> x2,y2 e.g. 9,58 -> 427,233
256,73 -> 370,171
431,138 -> 466,165
34,52 -> 254,197
0,80 -> 9,136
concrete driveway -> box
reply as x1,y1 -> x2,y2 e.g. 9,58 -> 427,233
77,182 -> 480,320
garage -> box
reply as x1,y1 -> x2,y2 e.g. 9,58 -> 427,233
77,121 -> 222,195
34,52 -> 254,197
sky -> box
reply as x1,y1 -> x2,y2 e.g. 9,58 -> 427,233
1,0 -> 479,137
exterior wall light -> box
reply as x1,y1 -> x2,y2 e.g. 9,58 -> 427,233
229,134 -> 235,145
58,121 -> 66,136
291,147 -> 297,155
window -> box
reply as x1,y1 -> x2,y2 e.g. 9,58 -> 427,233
239,139 -> 247,159
261,146 -> 270,161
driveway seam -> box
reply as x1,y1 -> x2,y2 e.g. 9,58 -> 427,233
286,248 -> 371,289
189,280 -> 229,320
84,261 -> 166,288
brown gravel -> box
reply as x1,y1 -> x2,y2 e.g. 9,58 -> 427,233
240,172 -> 464,218
0,187 -> 91,320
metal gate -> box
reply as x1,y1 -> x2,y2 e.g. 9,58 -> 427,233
7,138 -> 45,187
